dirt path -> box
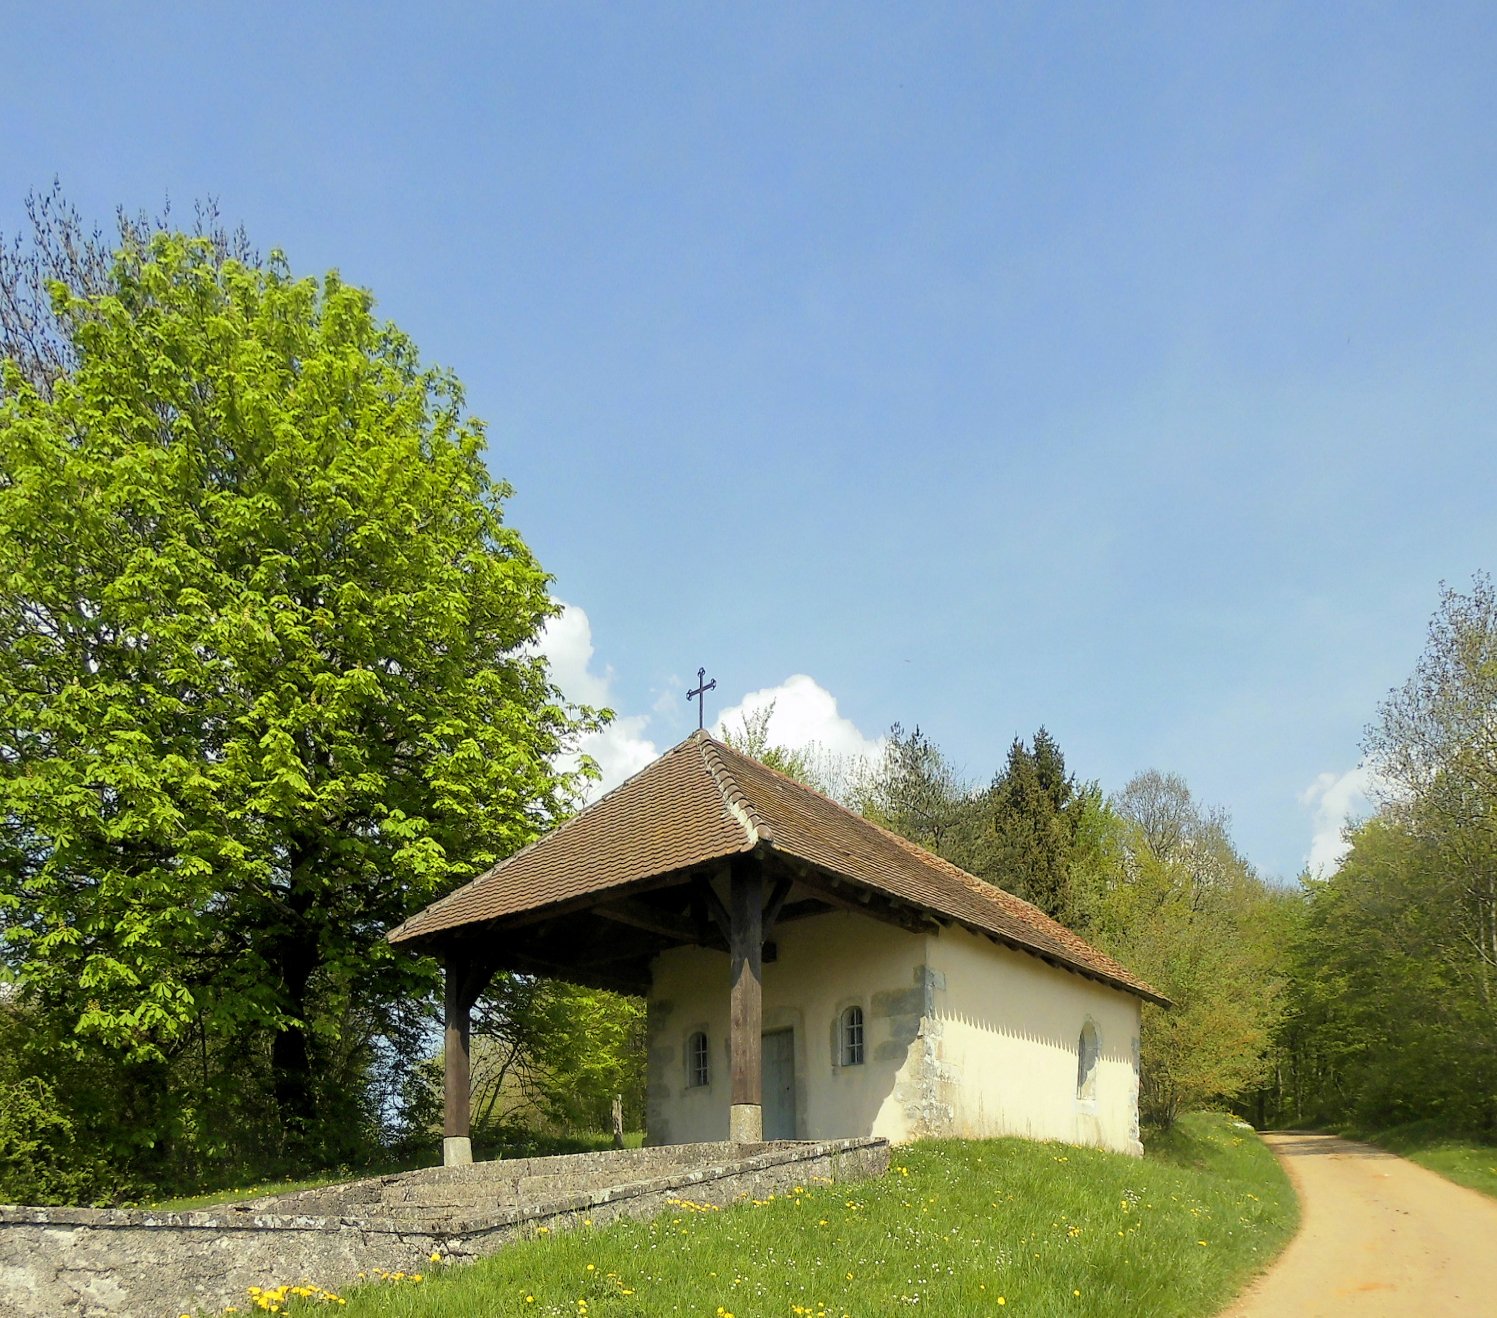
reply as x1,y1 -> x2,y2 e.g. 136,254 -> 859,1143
1222,1132 -> 1497,1316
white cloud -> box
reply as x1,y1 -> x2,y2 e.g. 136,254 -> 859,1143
536,602 -> 614,708
536,618 -> 882,806
1299,765 -> 1379,877
714,674 -> 884,765
536,602 -> 658,797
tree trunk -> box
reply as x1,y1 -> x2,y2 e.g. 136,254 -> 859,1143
270,931 -> 319,1153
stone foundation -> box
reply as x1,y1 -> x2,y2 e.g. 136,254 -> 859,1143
0,1137 -> 889,1318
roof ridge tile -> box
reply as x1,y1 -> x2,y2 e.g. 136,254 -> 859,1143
694,729 -> 773,846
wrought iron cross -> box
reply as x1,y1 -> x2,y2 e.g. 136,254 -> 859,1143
686,666 -> 717,731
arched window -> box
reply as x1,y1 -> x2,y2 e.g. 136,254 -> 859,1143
839,1006 -> 865,1067
1077,1021 -> 1100,1103
687,1031 -> 710,1088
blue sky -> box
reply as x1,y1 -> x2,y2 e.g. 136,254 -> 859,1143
5,3 -> 1494,879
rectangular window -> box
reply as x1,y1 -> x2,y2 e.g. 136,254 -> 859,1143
839,1006 -> 864,1067
688,1030 -> 709,1088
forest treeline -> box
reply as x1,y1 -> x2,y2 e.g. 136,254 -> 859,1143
0,196 -> 1490,1208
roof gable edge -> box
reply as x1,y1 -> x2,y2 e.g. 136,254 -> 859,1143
695,729 -> 772,847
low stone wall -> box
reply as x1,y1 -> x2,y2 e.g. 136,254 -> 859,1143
0,1138 -> 889,1318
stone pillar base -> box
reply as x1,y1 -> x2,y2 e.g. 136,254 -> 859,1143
730,1103 -> 763,1142
443,1136 -> 473,1166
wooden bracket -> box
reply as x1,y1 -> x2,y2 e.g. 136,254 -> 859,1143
698,873 -> 733,941
762,875 -> 794,940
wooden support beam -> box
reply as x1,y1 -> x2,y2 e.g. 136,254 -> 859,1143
505,948 -> 651,996
458,955 -> 498,1013
443,954 -> 473,1165
783,862 -> 938,935
521,912 -> 672,968
772,897 -> 837,925
595,899 -> 687,941
596,897 -> 703,946
497,870 -> 695,931
728,855 -> 764,1140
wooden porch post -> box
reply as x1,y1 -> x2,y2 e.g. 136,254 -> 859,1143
443,952 -> 473,1166
728,856 -> 764,1142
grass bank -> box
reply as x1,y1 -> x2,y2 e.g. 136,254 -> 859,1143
257,1113 -> 1294,1318
1333,1118 -> 1497,1201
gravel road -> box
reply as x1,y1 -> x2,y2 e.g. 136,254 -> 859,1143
1222,1132 -> 1497,1316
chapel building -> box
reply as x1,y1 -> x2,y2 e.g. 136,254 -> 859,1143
388,731 -> 1164,1164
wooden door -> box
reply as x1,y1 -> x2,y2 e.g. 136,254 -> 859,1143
762,1028 -> 797,1140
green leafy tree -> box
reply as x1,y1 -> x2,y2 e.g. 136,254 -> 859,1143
1365,573 -> 1497,1008
468,978 -> 646,1136
1256,578 -> 1497,1136
720,702 -> 821,787
1285,817 -> 1493,1129
1278,576 -> 1497,1135
0,995 -> 117,1204
0,229 -> 600,1174
853,724 -> 1116,924
0,182 -> 254,400
1093,773 -> 1287,1127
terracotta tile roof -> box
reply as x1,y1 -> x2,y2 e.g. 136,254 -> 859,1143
388,731 -> 1166,1005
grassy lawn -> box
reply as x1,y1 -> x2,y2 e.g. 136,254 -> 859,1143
247,1113 -> 1294,1318
1336,1119 -> 1497,1201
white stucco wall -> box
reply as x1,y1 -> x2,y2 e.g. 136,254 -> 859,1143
926,923 -> 1143,1156
647,911 -> 931,1145
645,911 -> 1143,1157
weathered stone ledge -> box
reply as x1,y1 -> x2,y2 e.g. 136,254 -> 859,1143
0,1137 -> 889,1318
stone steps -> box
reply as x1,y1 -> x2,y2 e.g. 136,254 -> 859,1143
241,1141 -> 797,1218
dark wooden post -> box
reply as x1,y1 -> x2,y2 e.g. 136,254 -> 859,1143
443,952 -> 473,1166
728,856 -> 764,1142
